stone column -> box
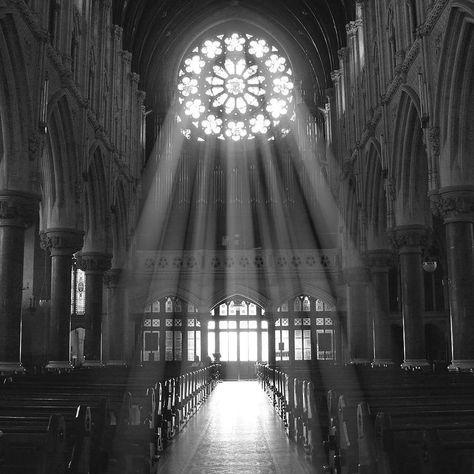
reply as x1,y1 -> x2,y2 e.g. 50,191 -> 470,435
103,268 -> 127,365
434,188 -> 474,371
344,267 -> 372,364
200,311 -> 209,363
266,312 -> 276,366
368,250 -> 395,367
0,192 -> 37,373
77,252 -> 111,365
40,228 -> 84,370
392,226 -> 430,369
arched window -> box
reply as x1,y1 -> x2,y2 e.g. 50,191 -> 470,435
177,31 -> 295,141
294,297 -> 302,312
303,296 -> 311,312
71,260 -> 85,316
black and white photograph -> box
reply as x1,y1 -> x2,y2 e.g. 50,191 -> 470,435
0,0 -> 473,472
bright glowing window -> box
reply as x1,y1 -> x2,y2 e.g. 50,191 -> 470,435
177,32 -> 295,141
71,265 -> 85,315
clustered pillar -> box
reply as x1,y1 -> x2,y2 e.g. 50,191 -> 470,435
344,266 -> 371,364
0,192 -> 37,373
392,225 -> 430,370
368,250 -> 394,367
77,252 -> 111,365
435,187 -> 474,371
40,228 -> 84,369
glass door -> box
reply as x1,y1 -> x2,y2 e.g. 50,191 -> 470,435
208,299 -> 267,379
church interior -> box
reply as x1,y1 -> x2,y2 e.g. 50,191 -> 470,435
1,0 -> 474,472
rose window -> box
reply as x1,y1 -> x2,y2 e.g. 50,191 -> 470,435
177,32 -> 295,141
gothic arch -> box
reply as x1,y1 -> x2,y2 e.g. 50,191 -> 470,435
277,288 -> 336,310
210,285 -> 269,311
82,145 -> 110,251
0,12 -> 33,189
435,1 -> 474,186
41,93 -> 80,229
145,287 -> 202,311
363,140 -> 388,248
391,89 -> 429,226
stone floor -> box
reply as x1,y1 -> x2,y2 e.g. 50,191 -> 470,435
157,381 -> 317,473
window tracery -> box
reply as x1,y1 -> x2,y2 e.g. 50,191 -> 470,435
177,32 -> 295,141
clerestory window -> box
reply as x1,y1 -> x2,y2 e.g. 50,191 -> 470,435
177,32 -> 295,142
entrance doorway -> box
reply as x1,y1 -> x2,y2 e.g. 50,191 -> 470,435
208,299 -> 268,380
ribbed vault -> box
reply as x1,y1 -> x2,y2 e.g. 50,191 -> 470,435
113,0 -> 354,115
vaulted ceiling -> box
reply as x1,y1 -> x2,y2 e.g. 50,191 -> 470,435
114,0 -> 355,114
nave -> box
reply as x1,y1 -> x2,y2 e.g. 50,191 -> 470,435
157,381 -> 314,474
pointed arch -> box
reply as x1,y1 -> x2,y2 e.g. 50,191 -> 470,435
435,2 -> 474,186
41,93 -> 80,228
83,145 -> 109,251
391,89 -> 429,226
363,140 -> 388,248
0,13 -> 33,186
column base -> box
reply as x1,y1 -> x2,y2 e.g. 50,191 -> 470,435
45,361 -> 74,372
371,359 -> 396,368
401,359 -> 432,371
447,360 -> 474,372
349,358 -> 372,365
0,362 -> 26,375
105,360 -> 128,367
82,360 -> 105,368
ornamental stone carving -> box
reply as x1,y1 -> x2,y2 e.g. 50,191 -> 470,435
40,228 -> 84,256
430,188 -> 474,222
390,226 -> 428,250
0,192 -> 38,227
76,252 -> 112,273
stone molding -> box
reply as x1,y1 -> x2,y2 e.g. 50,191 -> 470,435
430,187 -> 474,222
40,228 -> 84,256
390,225 -> 428,251
0,191 -> 38,227
418,0 -> 450,37
76,252 -> 112,273
135,249 -> 340,275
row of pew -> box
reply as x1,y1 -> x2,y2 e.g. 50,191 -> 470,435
256,363 -> 474,474
0,364 -> 220,473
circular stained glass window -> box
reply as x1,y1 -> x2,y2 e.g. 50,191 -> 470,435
177,32 -> 295,142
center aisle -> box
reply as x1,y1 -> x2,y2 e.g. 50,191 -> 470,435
157,380 -> 316,473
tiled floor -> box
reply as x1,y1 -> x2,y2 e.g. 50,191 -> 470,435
157,381 -> 317,473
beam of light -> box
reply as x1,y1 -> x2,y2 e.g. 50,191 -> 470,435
119,45 -> 392,474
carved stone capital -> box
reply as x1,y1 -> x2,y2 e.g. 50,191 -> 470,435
129,72 -> 140,84
104,268 -> 123,288
40,228 -> 84,256
0,191 -> 38,227
430,187 -> 474,223
76,252 -> 112,273
111,25 -> 122,40
367,250 -> 394,271
343,266 -> 369,284
390,225 -> 428,251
